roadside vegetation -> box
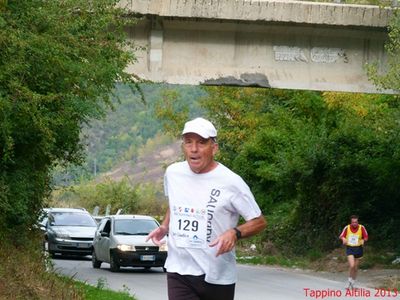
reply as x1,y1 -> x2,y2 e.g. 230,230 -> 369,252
75,281 -> 135,300
0,231 -> 136,299
51,178 -> 168,217
0,0 -> 138,298
0,232 -> 80,299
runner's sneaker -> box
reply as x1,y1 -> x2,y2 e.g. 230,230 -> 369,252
347,278 -> 354,289
351,280 -> 356,288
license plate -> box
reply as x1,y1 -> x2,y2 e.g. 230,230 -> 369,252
76,243 -> 89,248
140,255 -> 155,261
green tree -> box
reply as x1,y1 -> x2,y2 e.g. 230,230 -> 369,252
60,179 -> 140,215
0,0 -> 136,236
155,88 -> 202,137
368,11 -> 400,91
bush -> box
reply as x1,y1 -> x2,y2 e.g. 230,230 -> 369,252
0,231 -> 83,299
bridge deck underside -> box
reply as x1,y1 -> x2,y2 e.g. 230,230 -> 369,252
126,18 -> 388,93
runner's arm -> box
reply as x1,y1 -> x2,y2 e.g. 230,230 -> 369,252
339,226 -> 348,245
146,207 -> 170,245
234,215 -> 266,239
361,225 -> 368,243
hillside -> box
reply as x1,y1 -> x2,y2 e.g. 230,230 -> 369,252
99,140 -> 182,184
52,83 -> 205,186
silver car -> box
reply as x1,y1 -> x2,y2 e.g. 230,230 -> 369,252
92,214 -> 168,272
45,208 -> 97,257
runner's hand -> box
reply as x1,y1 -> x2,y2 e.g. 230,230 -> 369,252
146,225 -> 168,246
209,229 -> 237,257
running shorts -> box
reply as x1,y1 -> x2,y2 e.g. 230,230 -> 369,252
346,246 -> 363,258
167,272 -> 235,300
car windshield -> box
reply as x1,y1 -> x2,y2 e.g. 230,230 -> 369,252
114,219 -> 159,235
49,212 -> 97,227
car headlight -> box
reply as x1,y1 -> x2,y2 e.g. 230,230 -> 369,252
159,243 -> 168,252
117,244 -> 136,251
55,232 -> 70,239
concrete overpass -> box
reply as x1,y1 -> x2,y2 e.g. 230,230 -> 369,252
120,0 -> 393,93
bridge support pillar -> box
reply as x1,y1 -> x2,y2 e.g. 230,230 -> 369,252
148,17 -> 163,79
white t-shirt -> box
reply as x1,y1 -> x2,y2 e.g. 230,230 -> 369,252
164,161 -> 262,284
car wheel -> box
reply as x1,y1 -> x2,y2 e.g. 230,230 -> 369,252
49,251 -> 56,259
92,250 -> 102,268
109,251 -> 120,272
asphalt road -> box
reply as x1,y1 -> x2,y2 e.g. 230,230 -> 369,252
53,256 -> 383,300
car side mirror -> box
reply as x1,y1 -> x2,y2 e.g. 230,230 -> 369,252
100,231 -> 109,237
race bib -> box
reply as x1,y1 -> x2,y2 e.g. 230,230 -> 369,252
171,205 -> 207,249
348,234 -> 359,246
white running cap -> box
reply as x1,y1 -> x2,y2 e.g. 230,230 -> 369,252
182,117 -> 217,139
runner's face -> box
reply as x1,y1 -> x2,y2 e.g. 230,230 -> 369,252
350,218 -> 359,228
182,133 -> 218,174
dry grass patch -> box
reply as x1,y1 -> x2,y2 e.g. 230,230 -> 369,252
0,231 -> 83,300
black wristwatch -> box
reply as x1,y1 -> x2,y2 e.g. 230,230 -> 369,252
233,227 -> 242,239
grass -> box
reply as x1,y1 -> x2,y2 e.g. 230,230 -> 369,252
383,275 -> 400,290
0,231 -> 136,300
74,281 -> 135,300
237,254 -> 308,269
0,234 -> 82,299
235,236 -> 309,269
360,250 -> 400,270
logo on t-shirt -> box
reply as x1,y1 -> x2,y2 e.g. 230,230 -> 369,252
207,188 -> 220,242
